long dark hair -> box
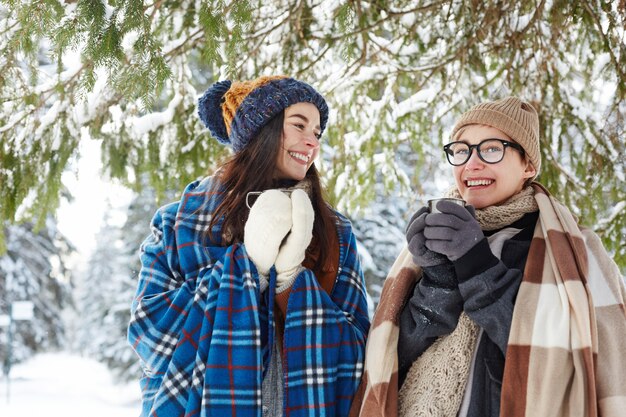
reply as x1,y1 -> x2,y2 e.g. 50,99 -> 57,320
208,110 -> 337,276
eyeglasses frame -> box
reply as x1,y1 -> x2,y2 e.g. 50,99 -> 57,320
443,138 -> 525,166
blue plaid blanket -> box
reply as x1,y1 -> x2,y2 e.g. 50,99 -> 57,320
128,176 -> 370,416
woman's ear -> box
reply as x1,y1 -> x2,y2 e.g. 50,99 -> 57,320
522,160 -> 537,179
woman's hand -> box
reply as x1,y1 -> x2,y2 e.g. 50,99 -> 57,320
275,189 -> 314,287
244,190 -> 293,276
406,206 -> 449,267
424,201 -> 484,261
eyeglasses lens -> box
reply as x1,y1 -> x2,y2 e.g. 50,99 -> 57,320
447,139 -> 505,165
479,140 -> 505,163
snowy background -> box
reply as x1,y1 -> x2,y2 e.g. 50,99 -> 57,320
0,141 -> 142,415
1,1 -> 624,415
0,353 -> 141,416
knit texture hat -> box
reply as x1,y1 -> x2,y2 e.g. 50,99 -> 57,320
198,75 -> 329,153
451,96 -> 541,176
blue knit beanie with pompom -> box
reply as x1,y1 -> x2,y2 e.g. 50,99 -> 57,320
198,75 -> 328,153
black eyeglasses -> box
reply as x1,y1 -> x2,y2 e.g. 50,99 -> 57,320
443,139 -> 525,166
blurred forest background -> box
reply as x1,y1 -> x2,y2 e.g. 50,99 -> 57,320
0,0 -> 624,383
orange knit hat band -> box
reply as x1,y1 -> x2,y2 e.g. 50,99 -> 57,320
221,75 -> 288,136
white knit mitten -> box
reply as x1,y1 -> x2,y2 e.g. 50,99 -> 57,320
244,190 -> 292,276
275,189 -> 314,289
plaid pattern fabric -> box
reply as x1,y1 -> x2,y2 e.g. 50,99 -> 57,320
350,183 -> 626,417
348,248 -> 418,417
128,176 -> 370,417
501,184 -> 626,416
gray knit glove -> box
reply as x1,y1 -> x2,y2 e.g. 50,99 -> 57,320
406,206 -> 448,267
424,201 -> 484,261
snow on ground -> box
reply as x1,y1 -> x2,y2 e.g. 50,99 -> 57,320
0,352 -> 141,417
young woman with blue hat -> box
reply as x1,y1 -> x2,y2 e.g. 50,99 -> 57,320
128,75 -> 370,416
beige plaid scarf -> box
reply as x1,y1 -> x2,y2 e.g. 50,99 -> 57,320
349,183 -> 626,417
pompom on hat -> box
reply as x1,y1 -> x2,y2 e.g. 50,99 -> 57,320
198,75 -> 329,153
451,96 -> 542,177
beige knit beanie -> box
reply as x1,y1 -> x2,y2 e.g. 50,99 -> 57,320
451,96 -> 541,177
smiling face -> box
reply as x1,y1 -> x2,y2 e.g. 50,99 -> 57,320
452,124 -> 536,209
274,102 -> 321,181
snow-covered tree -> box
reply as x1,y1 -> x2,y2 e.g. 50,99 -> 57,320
0,218 -> 73,367
72,207 -> 138,382
1,1 -> 624,268
352,184 -> 409,304
74,184 -> 176,382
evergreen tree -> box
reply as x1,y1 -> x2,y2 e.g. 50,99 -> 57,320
352,183 -> 410,305
74,184 -> 176,382
0,218 -> 73,367
72,206 -> 139,382
1,1 -> 624,267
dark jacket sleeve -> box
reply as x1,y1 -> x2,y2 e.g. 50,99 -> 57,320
397,262 -> 462,381
453,237 -> 529,354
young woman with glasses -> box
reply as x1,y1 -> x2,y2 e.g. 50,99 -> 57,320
128,76 -> 370,417
350,97 -> 626,417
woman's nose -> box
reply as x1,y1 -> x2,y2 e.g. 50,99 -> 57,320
464,149 -> 483,169
303,132 -> 320,148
